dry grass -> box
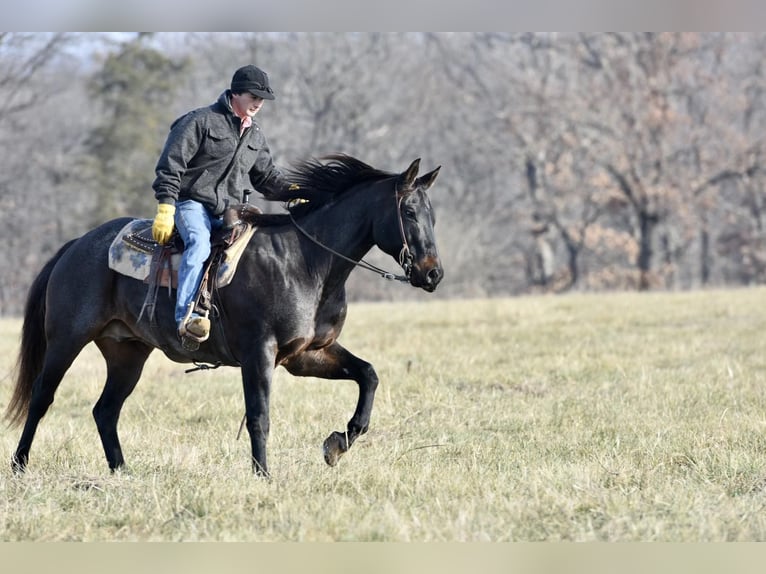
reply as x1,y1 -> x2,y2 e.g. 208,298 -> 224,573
2,287 -> 766,541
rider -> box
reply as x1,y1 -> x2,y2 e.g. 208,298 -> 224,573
151,64 -> 297,342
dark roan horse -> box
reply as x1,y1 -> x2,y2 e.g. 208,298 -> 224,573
5,154 -> 443,477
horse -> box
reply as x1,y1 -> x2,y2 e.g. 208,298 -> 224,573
5,154 -> 443,477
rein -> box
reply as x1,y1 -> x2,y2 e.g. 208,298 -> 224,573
287,192 -> 412,283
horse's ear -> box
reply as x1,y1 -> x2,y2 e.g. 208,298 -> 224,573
400,158 -> 421,189
415,166 -> 441,191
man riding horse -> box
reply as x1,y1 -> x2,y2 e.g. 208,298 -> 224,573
7,62 -> 443,477
151,64 -> 298,344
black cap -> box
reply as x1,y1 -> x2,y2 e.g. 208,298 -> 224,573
230,65 -> 275,100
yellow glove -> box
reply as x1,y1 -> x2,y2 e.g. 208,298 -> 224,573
152,203 -> 176,244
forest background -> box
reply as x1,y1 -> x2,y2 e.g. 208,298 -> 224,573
1,32 -> 765,315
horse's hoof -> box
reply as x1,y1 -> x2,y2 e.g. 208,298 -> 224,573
254,467 -> 271,480
322,431 -> 348,467
252,459 -> 271,479
11,455 -> 27,474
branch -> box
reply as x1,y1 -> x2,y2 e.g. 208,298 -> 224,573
0,33 -> 72,119
604,163 -> 640,210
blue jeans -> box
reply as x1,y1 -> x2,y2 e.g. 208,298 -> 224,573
174,200 -> 222,327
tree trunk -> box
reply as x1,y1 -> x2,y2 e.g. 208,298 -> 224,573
638,211 -> 660,290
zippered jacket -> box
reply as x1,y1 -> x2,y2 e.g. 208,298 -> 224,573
153,90 -> 291,216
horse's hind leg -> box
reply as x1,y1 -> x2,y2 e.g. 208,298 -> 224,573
12,340 -> 86,472
284,342 -> 379,467
92,338 -> 153,471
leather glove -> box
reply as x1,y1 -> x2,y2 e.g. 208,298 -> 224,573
152,203 -> 176,244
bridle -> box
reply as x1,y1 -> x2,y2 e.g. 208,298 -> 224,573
394,192 -> 414,278
287,189 -> 413,283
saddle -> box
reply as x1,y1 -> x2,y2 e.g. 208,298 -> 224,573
122,204 -> 254,257
108,204 -> 261,350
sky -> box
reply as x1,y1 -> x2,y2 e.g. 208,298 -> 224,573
5,0 -> 765,32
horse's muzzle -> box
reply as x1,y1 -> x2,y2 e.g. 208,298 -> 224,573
412,257 -> 444,292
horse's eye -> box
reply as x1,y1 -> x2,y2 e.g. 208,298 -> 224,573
403,208 -> 417,219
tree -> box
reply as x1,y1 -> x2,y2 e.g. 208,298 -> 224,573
570,33 -> 722,289
0,33 -> 72,121
2,32 -> 766,314
83,34 -> 190,224
0,33 -> 86,314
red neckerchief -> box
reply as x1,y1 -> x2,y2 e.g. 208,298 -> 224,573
237,114 -> 252,137
230,94 -> 252,137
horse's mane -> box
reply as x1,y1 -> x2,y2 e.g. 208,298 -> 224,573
245,154 -> 397,227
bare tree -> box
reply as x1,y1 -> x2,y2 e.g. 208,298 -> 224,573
0,33 -> 94,313
2,32 -> 766,314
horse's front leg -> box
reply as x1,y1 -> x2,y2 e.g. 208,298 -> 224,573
240,349 -> 276,477
284,342 -> 379,467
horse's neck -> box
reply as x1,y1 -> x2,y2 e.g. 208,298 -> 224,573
302,196 -> 376,264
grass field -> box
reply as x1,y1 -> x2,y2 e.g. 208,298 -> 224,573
1,288 -> 766,541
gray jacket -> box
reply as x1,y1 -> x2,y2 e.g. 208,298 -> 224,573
153,90 -> 291,216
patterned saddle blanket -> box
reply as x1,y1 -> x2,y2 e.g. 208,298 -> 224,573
108,219 -> 256,289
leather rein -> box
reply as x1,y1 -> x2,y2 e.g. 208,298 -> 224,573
287,191 -> 413,283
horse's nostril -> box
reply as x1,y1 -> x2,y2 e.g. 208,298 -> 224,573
427,267 -> 443,284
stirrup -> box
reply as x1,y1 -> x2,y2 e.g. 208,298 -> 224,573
180,335 -> 200,352
178,304 -> 210,350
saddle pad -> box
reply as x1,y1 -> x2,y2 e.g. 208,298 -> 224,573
108,219 -> 256,289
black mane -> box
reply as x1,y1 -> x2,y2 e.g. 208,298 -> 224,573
289,154 -> 395,201
247,154 -> 396,226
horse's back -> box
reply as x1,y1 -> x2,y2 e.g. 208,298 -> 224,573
44,218 -> 141,335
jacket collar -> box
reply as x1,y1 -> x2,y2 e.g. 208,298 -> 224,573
217,90 -> 255,133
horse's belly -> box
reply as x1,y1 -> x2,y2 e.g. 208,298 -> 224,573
274,324 -> 339,364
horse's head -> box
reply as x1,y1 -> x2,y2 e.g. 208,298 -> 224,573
374,159 -> 444,292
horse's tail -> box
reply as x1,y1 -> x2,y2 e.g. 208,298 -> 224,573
5,239 -> 78,427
